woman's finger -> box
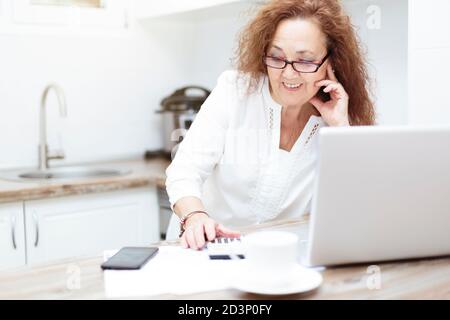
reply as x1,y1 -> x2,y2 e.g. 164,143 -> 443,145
180,233 -> 188,248
309,96 -> 326,111
204,220 -> 217,242
323,82 -> 348,99
323,83 -> 340,93
194,224 -> 206,249
185,228 -> 197,249
327,64 -> 338,82
315,79 -> 336,88
216,224 -> 241,238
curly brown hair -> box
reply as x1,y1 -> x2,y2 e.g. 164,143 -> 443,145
235,0 -> 376,125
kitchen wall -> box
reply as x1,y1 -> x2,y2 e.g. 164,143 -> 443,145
0,17 -> 196,169
0,0 -> 430,169
343,0 -> 408,125
183,1 -> 257,86
408,0 -> 450,125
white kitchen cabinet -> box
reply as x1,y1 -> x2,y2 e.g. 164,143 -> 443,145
409,0 -> 450,50
24,187 -> 159,266
0,1 -> 4,20
0,202 -> 26,271
408,0 -> 450,125
133,0 -> 245,19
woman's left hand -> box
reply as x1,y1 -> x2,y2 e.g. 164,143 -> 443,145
309,64 -> 350,127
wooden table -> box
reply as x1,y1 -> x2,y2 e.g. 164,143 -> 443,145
1,218 -> 449,299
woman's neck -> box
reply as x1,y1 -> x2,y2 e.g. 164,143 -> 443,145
279,103 -> 319,152
281,102 -> 320,124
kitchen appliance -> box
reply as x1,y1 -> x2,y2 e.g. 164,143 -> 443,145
148,86 -> 211,238
157,185 -> 173,240
155,86 -> 211,159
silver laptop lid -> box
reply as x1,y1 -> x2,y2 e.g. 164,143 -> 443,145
306,126 -> 450,267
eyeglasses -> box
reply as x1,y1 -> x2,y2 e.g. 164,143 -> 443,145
263,51 -> 331,73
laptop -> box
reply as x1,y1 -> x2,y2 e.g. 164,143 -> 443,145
300,125 -> 450,267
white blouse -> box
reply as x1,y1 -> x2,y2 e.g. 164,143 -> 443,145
165,70 -> 326,239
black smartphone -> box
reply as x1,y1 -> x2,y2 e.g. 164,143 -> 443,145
316,86 -> 331,102
101,247 -> 159,270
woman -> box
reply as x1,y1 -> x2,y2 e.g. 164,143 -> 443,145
165,0 -> 376,248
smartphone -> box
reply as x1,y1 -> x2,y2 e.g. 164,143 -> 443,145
316,86 -> 331,102
101,246 -> 159,270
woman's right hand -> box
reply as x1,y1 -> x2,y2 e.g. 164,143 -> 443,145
180,213 -> 240,250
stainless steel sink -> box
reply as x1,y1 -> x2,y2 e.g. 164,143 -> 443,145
0,166 -> 131,181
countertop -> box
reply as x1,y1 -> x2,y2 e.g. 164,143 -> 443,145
0,158 -> 170,203
1,217 -> 449,299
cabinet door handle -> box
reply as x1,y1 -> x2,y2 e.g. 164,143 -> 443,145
33,212 -> 40,247
11,214 -> 17,250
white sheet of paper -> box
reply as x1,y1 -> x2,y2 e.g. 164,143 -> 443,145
103,246 -> 244,298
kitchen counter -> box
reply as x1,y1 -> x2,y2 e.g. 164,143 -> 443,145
0,158 -> 170,203
1,217 -> 449,299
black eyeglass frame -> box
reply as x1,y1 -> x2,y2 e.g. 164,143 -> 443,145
263,51 -> 331,73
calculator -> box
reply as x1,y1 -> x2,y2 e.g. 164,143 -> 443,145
205,236 -> 245,260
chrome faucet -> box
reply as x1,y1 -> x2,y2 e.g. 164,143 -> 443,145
39,84 -> 67,171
